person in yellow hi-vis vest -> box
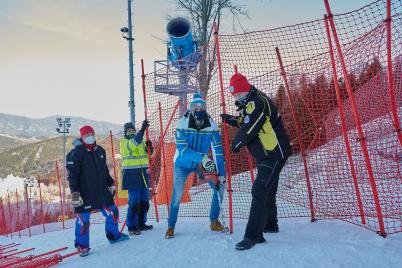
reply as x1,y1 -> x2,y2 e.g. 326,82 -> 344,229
120,120 -> 153,235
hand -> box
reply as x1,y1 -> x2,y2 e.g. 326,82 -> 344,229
108,185 -> 117,197
231,143 -> 240,153
141,120 -> 150,131
218,176 -> 227,186
71,192 -> 83,208
220,113 -> 233,123
221,114 -> 239,127
201,155 -> 216,173
145,140 -> 153,148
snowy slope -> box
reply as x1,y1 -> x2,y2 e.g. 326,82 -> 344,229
1,217 -> 402,268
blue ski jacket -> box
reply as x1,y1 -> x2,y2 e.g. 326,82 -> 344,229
174,111 -> 226,177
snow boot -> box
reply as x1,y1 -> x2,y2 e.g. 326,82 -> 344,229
76,246 -> 90,257
235,237 -> 266,251
128,227 -> 142,236
264,224 -> 279,233
139,224 -> 154,231
210,220 -> 225,232
109,233 -> 130,244
165,227 -> 174,239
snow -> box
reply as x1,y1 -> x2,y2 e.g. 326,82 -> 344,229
1,217 -> 401,268
0,175 -> 26,198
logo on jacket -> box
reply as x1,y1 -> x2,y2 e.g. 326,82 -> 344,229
244,115 -> 250,124
246,101 -> 255,114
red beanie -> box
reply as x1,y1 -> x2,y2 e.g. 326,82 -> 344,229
79,125 -> 95,138
229,73 -> 251,95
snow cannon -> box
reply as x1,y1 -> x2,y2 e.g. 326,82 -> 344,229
166,17 -> 199,70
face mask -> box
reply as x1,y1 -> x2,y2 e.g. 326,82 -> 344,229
126,129 -> 136,139
193,110 -> 206,121
83,135 -> 96,145
234,93 -> 249,108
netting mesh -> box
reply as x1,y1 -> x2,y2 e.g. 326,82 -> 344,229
1,0 -> 400,237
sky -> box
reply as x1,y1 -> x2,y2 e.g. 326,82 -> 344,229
0,0 -> 372,125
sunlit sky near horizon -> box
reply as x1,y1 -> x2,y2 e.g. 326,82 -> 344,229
0,0 -> 371,125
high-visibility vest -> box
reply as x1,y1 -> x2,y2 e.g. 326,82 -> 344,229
120,138 -> 149,170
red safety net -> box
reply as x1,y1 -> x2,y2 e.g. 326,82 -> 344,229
1,0 -> 400,238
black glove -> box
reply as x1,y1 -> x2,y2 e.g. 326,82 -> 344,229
220,114 -> 239,127
141,120 -> 150,131
145,140 -> 152,148
231,142 -> 241,153
145,140 -> 153,153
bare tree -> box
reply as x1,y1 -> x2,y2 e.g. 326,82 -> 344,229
171,0 -> 250,97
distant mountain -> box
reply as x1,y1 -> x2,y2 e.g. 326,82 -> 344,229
0,113 -> 122,138
0,136 -> 71,178
0,133 -> 38,153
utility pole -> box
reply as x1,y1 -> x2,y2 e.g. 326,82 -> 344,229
56,117 -> 71,208
121,0 -> 135,125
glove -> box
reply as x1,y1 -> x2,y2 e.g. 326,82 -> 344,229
141,120 -> 150,131
220,114 -> 239,127
201,155 -> 216,173
108,185 -> 117,197
218,176 -> 227,186
231,142 -> 241,153
145,140 -> 153,149
71,192 -> 83,208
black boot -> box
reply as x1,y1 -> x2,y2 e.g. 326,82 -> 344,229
235,237 -> 266,250
264,223 -> 279,233
138,201 -> 151,231
139,224 -> 154,231
128,227 -> 141,236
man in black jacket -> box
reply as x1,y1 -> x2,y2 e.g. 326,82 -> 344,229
221,73 -> 291,250
66,125 -> 129,256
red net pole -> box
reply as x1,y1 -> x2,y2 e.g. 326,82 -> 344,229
234,64 -> 256,184
109,130 -> 119,208
324,15 -> 366,225
24,186 -> 31,237
14,189 -> 20,238
324,0 -> 385,236
275,47 -> 316,222
152,100 -> 181,159
37,176 -> 46,233
158,102 -> 170,216
213,22 -> 234,233
386,0 -> 402,147
141,59 -> 159,222
7,193 -> 12,238
0,199 -> 6,236
55,161 -> 65,229
2,247 -> 35,258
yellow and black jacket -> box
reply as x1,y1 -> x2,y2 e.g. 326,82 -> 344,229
231,86 -> 291,162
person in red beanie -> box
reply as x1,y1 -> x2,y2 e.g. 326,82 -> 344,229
221,73 -> 291,250
66,125 -> 129,256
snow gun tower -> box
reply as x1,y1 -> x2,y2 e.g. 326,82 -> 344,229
154,17 -> 201,116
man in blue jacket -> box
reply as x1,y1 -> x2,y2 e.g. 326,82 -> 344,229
165,93 -> 227,239
66,125 -> 129,257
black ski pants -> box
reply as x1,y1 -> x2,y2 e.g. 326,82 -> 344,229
244,157 -> 288,240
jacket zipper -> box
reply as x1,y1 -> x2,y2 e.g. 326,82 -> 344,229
193,130 -> 200,168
